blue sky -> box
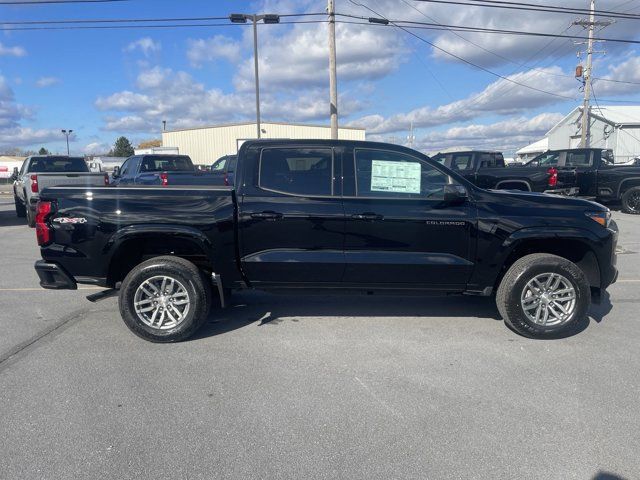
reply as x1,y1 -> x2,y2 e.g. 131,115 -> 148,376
0,0 -> 639,156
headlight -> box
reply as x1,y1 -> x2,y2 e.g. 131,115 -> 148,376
585,211 -> 611,227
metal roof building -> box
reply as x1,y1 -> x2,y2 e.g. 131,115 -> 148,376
519,106 -> 640,163
161,121 -> 366,166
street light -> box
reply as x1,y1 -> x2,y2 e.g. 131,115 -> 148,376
229,13 -> 280,139
61,129 -> 73,155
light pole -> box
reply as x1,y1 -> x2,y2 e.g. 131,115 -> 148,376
230,13 -> 280,139
61,129 -> 73,155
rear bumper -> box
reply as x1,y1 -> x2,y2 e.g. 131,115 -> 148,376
34,260 -> 77,290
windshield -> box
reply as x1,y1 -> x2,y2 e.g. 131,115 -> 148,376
140,155 -> 193,172
28,157 -> 88,173
211,155 -> 237,172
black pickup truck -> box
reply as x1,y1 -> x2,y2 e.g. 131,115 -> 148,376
33,140 -> 618,341
433,151 -> 556,192
523,148 -> 640,214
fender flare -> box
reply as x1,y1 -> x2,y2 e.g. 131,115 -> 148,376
103,224 -> 216,268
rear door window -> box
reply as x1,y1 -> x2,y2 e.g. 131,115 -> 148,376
565,151 -> 592,167
259,148 -> 333,196
451,154 -> 472,170
355,149 -> 449,200
529,152 -> 560,167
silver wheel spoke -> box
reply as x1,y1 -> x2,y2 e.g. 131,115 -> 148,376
521,272 -> 576,327
133,275 -> 191,330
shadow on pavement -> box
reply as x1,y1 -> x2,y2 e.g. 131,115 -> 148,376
592,472 -> 628,480
0,202 -> 27,227
193,292 -> 502,340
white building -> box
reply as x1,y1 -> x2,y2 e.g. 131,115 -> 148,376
517,106 -> 640,163
161,122 -> 366,166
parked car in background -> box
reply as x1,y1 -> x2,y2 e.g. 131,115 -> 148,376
523,148 -> 640,213
34,139 -> 617,342
210,154 -> 237,186
110,154 -> 214,186
433,150 -> 557,192
12,155 -> 108,227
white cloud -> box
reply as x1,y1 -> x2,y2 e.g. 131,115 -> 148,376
349,66 -> 577,134
35,76 -> 60,88
124,37 -> 161,57
187,35 -> 241,67
0,42 -> 26,57
83,141 -> 110,155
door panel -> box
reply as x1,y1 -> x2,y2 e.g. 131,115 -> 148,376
342,148 -> 475,288
238,146 -> 345,285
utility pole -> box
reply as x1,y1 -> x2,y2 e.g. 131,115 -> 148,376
580,0 -> 595,148
574,0 -> 611,148
328,0 -> 339,139
407,121 -> 415,148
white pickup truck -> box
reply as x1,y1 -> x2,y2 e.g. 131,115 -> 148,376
12,156 -> 108,227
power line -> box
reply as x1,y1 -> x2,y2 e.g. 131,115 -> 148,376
346,0 -> 577,101
413,0 -> 640,21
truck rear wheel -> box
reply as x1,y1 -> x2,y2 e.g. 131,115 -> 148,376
496,253 -> 590,338
26,206 -> 35,227
621,186 -> 640,214
118,256 -> 212,342
14,196 -> 26,218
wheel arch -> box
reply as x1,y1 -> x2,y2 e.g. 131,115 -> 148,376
497,229 -> 601,291
618,177 -> 640,197
105,225 -> 216,287
494,179 -> 532,191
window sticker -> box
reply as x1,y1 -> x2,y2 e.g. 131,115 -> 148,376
370,160 -> 421,194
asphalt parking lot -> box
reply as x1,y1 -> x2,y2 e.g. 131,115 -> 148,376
0,193 -> 639,480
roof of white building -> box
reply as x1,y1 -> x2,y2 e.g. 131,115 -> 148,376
589,106 -> 640,126
516,137 -> 548,155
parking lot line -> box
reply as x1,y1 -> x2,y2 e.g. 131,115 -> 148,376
0,287 -> 103,292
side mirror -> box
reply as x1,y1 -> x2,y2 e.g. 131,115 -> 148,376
443,184 -> 468,205
10,167 -> 18,180
112,166 -> 121,178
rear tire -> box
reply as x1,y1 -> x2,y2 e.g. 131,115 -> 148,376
14,196 -> 26,218
118,256 -> 212,342
621,186 -> 640,214
26,206 -> 35,227
496,253 -> 590,338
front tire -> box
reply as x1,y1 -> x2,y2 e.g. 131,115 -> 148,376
14,196 -> 26,218
118,256 -> 212,342
621,186 -> 640,214
496,253 -> 590,338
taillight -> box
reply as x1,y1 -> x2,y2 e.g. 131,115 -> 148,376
547,167 -> 558,188
104,173 -> 109,186
35,200 -> 54,246
160,172 -> 168,186
30,174 -> 38,193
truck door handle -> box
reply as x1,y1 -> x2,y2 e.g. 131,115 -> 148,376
250,211 -> 283,220
352,213 -> 383,221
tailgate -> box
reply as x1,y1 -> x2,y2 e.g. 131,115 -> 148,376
37,173 -> 106,189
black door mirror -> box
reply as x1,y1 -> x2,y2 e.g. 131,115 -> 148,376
112,166 -> 121,178
10,167 -> 19,180
443,184 -> 468,205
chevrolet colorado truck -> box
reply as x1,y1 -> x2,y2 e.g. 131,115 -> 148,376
12,155 -> 108,227
33,140 -> 618,342
433,150 -> 560,193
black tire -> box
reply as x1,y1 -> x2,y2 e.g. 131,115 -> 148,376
496,253 -> 590,338
26,206 -> 35,227
621,186 -> 640,214
118,256 -> 212,342
14,196 -> 26,218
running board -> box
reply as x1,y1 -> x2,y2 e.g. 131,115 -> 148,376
86,288 -> 118,302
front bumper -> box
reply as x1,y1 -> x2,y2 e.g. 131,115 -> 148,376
34,260 -> 77,290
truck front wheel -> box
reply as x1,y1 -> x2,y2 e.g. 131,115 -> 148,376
118,256 -> 212,342
496,253 -> 590,338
